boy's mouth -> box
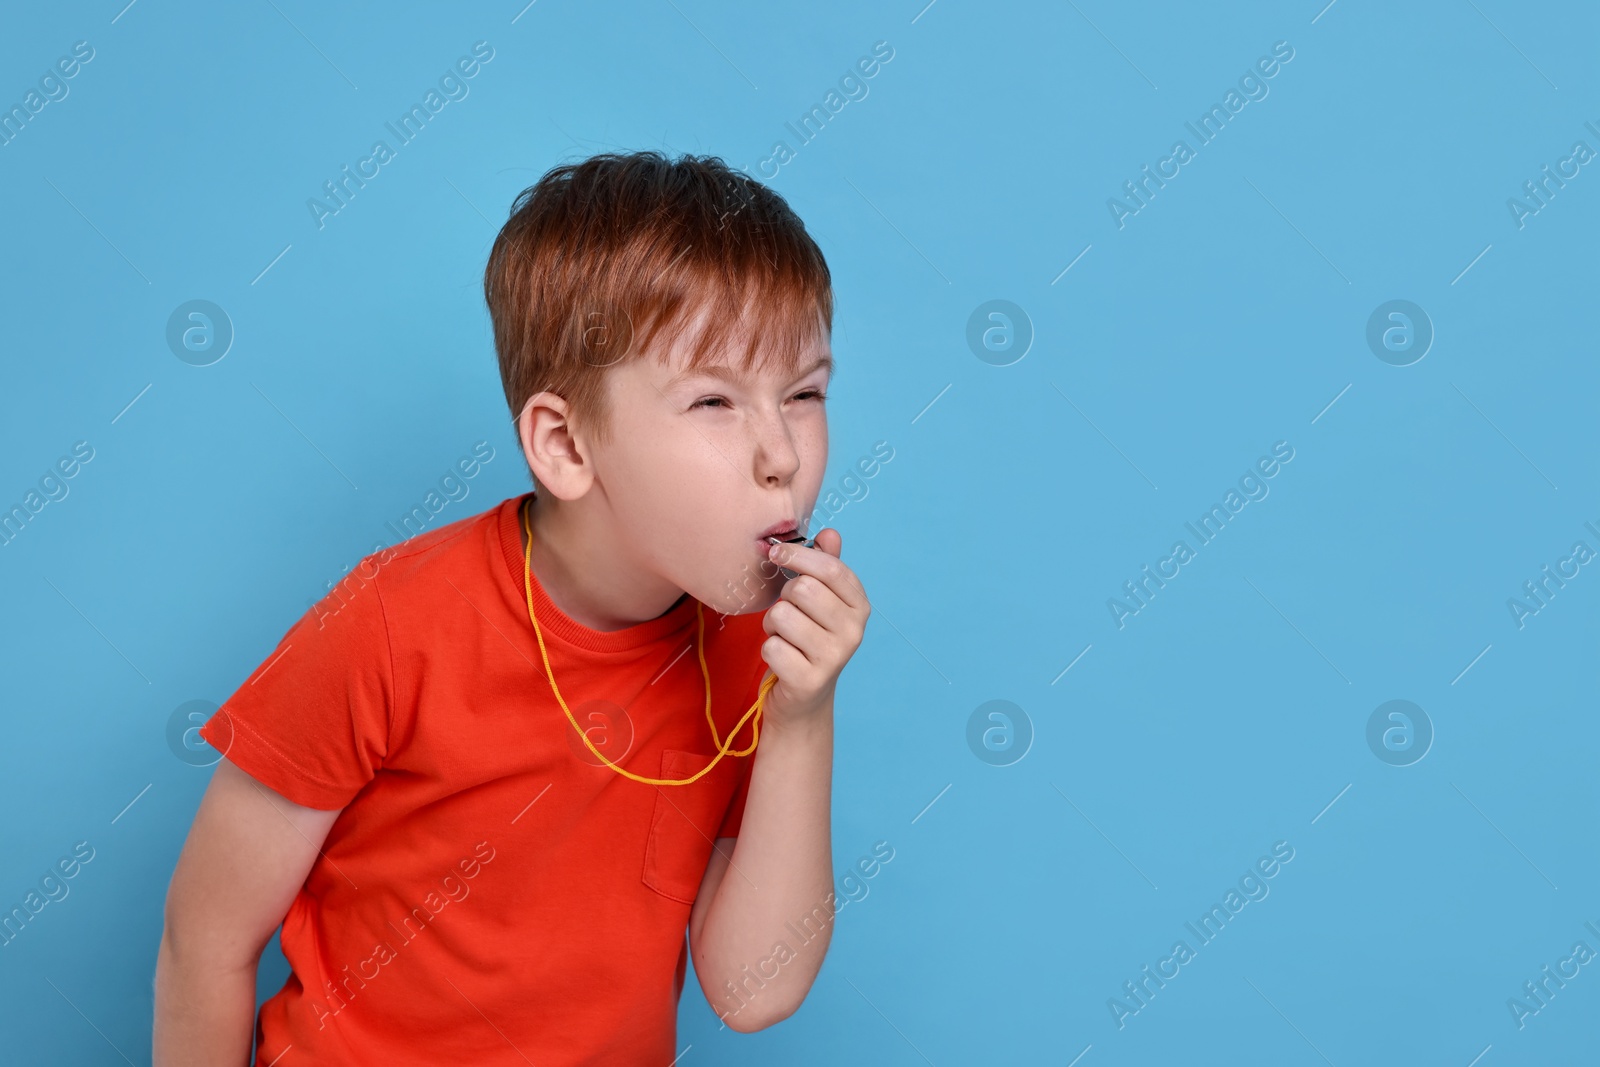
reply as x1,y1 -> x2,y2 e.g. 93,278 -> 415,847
758,531 -> 804,555
757,520 -> 800,542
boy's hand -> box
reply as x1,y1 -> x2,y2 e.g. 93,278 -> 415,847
759,528 -> 869,728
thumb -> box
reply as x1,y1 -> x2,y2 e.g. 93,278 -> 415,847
812,527 -> 842,558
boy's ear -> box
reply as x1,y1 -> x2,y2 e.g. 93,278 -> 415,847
517,391 -> 593,500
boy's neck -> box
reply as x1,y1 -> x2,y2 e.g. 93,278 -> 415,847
520,494 -> 688,633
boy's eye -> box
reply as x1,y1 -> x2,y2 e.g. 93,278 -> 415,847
690,391 -> 825,409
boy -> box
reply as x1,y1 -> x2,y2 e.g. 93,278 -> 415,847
154,151 -> 870,1065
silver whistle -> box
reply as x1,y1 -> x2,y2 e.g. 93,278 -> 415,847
765,533 -> 815,580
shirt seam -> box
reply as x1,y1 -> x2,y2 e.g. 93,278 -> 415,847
362,514 -> 481,752
372,563 -> 398,756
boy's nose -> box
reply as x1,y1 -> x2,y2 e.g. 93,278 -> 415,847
753,421 -> 801,486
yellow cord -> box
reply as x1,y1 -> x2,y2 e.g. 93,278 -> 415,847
522,500 -> 770,786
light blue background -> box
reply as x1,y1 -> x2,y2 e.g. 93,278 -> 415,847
2,0 -> 1597,1063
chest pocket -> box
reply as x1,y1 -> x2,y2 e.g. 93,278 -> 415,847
641,748 -> 738,904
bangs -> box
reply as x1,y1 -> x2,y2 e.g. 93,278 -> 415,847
630,262 -> 831,380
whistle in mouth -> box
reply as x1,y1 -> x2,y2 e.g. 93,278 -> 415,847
765,533 -> 815,580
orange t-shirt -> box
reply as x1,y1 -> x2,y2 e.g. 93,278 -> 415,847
200,491 -> 768,1065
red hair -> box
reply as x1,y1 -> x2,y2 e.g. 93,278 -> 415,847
483,151 -> 834,447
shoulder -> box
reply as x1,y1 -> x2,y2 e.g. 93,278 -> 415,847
364,497 -> 508,590
381,497 -> 505,570
307,497 -> 509,632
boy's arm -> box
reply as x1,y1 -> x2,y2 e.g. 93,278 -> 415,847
690,528 -> 867,1032
689,710 -> 835,1032
154,758 -> 341,1067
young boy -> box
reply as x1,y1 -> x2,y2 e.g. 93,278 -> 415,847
153,151 -> 870,1065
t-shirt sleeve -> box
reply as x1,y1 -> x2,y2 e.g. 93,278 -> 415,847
714,659 -> 769,838
198,572 -> 394,811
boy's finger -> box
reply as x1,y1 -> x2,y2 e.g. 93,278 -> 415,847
768,534 -> 863,610
762,599 -> 826,665
780,572 -> 851,633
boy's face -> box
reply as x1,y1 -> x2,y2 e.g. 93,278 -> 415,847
587,319 -> 832,616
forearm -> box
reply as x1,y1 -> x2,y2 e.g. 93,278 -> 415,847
696,706 -> 835,1030
153,934 -> 258,1067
